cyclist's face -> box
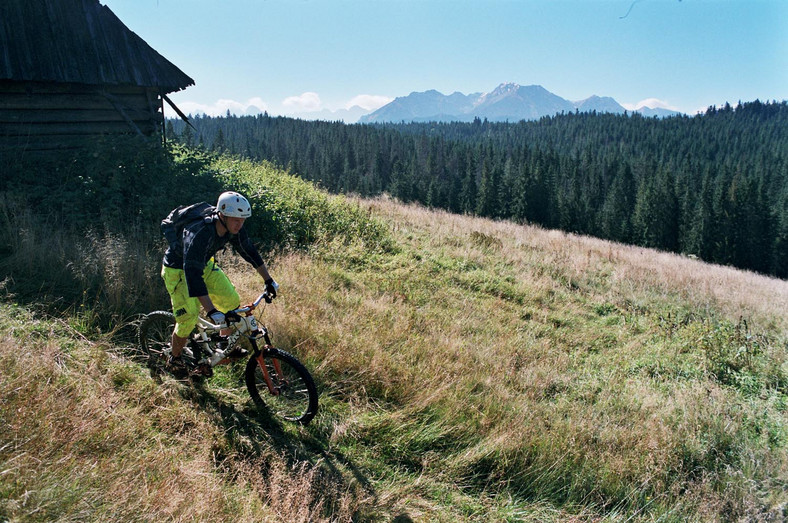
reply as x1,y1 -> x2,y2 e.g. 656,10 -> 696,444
224,215 -> 246,235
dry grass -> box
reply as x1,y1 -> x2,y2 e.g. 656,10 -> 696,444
0,200 -> 166,320
225,195 -> 788,520
366,196 -> 788,332
0,305 -> 367,522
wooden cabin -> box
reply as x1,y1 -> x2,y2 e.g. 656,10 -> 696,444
0,0 -> 194,153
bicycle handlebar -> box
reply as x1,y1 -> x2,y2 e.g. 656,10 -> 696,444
202,292 -> 273,330
237,291 -> 273,313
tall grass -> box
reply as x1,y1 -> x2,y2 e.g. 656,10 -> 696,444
0,302 -> 370,522
239,196 -> 788,520
0,139 -> 219,325
0,197 -> 168,333
0,145 -> 390,327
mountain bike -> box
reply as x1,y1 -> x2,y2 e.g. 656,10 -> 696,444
138,292 -> 318,425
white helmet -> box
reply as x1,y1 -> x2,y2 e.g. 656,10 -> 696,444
216,191 -> 252,218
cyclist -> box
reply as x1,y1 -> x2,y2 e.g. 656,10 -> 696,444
160,191 -> 278,375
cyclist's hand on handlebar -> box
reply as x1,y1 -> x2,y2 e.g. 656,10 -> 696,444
224,310 -> 241,324
265,278 -> 279,300
207,308 -> 225,326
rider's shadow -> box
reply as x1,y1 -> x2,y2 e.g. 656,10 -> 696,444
140,360 -> 304,456
121,331 -> 380,516
172,373 -> 378,511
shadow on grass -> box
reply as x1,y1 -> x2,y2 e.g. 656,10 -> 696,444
134,352 -> 382,520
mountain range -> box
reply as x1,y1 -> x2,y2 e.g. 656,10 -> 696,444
358,83 -> 681,123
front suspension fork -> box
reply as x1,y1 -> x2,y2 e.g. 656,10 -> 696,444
254,345 -> 285,396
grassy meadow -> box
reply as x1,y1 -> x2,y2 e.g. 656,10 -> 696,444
1,150 -> 787,521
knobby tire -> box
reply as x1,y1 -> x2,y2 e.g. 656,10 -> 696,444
138,311 -> 198,373
245,348 -> 318,425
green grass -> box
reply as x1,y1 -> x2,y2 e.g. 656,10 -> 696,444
2,150 -> 788,521
214,155 -> 393,254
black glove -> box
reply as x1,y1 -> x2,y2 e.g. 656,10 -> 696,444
265,278 -> 279,299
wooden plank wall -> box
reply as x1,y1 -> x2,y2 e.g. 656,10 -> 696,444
0,81 -> 163,152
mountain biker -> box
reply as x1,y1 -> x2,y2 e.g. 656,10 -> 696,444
160,191 -> 278,375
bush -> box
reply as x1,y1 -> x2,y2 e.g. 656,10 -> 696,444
0,143 -> 392,328
213,156 -> 393,253
698,318 -> 788,395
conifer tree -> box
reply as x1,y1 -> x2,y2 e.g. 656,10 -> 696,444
632,167 -> 678,250
212,128 -> 226,152
460,149 -> 477,214
771,192 -> 788,278
599,161 -> 634,242
511,161 -> 529,222
684,172 -> 715,259
180,123 -> 194,147
476,158 -> 500,218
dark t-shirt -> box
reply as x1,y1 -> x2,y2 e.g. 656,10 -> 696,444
162,211 -> 263,297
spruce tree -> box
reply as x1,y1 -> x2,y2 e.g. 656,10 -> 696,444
460,149 -> 478,214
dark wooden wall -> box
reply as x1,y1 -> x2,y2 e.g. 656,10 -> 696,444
0,80 -> 163,152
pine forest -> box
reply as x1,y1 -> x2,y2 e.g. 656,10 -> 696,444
168,101 -> 788,278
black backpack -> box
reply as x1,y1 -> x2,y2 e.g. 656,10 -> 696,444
161,202 -> 215,250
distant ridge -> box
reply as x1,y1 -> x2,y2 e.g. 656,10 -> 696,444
359,83 -> 681,123
573,95 -> 626,114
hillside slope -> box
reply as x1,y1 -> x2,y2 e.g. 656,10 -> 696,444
2,189 -> 788,521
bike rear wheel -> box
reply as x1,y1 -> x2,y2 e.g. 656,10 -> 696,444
245,348 -> 318,425
138,311 -> 197,373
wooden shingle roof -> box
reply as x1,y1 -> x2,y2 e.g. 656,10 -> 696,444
0,0 -> 194,93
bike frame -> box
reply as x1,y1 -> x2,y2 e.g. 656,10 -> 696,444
189,293 -> 285,396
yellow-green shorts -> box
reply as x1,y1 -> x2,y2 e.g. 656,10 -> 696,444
161,258 -> 240,338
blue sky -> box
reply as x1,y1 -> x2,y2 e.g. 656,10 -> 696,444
101,0 -> 787,120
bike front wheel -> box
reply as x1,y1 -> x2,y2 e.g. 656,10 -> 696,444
245,348 -> 318,425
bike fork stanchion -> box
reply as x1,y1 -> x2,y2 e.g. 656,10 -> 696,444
271,358 -> 286,384
256,351 -> 280,396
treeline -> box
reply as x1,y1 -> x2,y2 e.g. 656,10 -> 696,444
167,101 -> 788,277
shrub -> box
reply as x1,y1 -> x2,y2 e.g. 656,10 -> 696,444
213,157 -> 392,253
0,143 -> 392,327
698,318 -> 788,395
